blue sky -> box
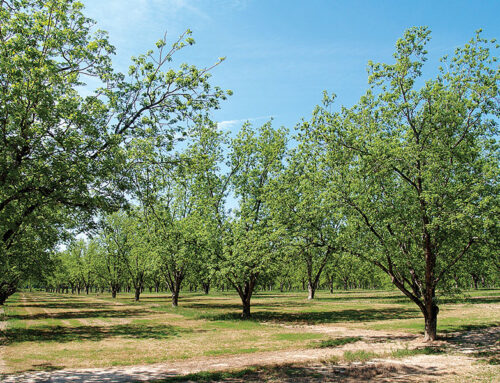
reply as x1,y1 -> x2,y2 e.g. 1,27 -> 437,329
83,0 -> 500,133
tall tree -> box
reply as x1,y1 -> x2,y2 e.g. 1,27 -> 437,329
312,27 -> 499,340
220,122 -> 288,318
98,213 -> 129,298
269,134 -> 343,300
0,0 -> 229,303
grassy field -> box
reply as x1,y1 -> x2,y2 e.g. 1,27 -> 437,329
1,289 -> 499,375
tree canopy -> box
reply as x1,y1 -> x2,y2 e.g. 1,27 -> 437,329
1,2 -> 498,342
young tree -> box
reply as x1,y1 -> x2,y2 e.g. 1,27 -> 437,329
100,211 -> 152,301
269,136 -> 343,300
0,207 -> 61,303
97,214 -> 129,298
219,122 -> 288,318
312,28 -> 499,340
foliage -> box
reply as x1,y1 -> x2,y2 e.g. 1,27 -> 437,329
309,27 -> 499,340
0,0 -> 229,302
219,122 -> 288,317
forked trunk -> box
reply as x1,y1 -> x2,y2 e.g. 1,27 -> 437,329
234,278 -> 257,319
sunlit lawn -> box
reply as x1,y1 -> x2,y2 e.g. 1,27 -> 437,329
1,288 -> 499,373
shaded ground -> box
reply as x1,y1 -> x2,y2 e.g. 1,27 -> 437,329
1,291 -> 499,382
2,325 -> 498,382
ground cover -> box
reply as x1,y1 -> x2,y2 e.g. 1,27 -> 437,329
0,289 -> 498,381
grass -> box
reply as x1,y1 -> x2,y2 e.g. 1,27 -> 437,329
204,347 -> 259,356
1,288 -> 499,375
316,336 -> 361,348
390,346 -> 445,358
473,351 -> 500,365
343,350 -> 379,362
156,367 -> 259,382
274,332 -> 323,341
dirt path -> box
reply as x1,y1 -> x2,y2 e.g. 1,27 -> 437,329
3,326 -> 498,382
0,347 -> 439,383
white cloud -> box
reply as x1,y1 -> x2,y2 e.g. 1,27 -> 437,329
217,119 -> 244,130
217,115 -> 273,130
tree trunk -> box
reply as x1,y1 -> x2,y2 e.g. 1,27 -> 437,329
172,290 -> 179,307
171,276 -> 183,307
111,283 -> 119,298
307,281 -> 316,300
242,298 -> 251,318
471,274 -> 479,289
423,304 -> 439,342
134,287 -> 141,302
202,282 -> 210,295
232,277 -> 257,319
0,283 -> 17,305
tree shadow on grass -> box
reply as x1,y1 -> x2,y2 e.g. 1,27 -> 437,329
181,300 -> 311,312
156,362 -> 445,382
201,307 -> 420,324
440,323 -> 499,335
8,308 -> 148,321
446,296 -> 500,304
5,323 -> 189,344
178,303 -> 245,311
14,302 -> 120,310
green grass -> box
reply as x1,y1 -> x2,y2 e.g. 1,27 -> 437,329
156,367 -> 259,382
391,346 -> 445,358
2,289 -> 499,374
315,336 -> 361,348
274,332 -> 323,341
204,320 -> 263,330
343,350 -> 379,362
204,347 -> 259,356
473,351 -> 500,365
